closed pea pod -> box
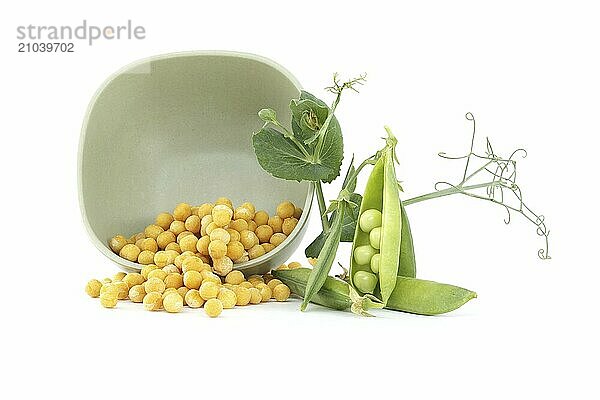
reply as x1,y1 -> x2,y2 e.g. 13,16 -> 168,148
274,268 -> 476,316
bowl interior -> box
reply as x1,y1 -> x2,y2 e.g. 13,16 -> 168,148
80,52 -> 310,270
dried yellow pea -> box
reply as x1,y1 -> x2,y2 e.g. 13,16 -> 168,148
185,289 -> 205,308
272,284 -> 291,301
85,279 -> 102,298
217,288 -> 237,309
173,203 -> 192,222
163,292 -> 184,313
129,284 -> 146,303
204,298 -> 223,317
143,292 -> 163,311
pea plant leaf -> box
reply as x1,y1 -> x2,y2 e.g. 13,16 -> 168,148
252,126 -> 340,182
289,98 -> 329,142
289,91 -> 344,183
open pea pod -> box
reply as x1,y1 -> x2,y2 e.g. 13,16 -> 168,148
350,133 -> 416,304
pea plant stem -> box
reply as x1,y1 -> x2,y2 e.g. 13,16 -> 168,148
403,181 -> 498,206
314,181 -> 330,233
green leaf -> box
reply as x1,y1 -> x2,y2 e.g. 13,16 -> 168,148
289,91 -> 344,183
289,99 -> 329,141
258,108 -> 278,124
305,192 -> 362,258
252,126 -> 338,182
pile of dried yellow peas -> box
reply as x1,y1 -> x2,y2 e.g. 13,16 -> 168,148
85,262 -> 301,317
108,198 -> 302,276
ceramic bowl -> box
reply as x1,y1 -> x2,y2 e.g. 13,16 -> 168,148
78,51 -> 312,276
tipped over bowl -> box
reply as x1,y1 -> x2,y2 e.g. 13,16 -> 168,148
78,51 -> 312,276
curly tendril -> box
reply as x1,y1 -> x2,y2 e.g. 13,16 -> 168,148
407,113 -> 551,260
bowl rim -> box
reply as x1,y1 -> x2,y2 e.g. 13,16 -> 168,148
78,50 -> 313,273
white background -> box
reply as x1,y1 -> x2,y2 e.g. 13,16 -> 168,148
2,1 -> 598,399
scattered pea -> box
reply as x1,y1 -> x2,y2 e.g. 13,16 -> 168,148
272,284 -> 291,301
100,292 -> 118,308
213,256 -> 234,276
217,288 -> 237,309
288,261 -> 302,270
267,278 -> 283,292
224,270 -> 245,285
147,269 -> 168,281
143,292 -> 163,311
163,293 -> 184,313
144,277 -> 166,294
249,287 -> 262,304
233,286 -> 251,306
85,279 -> 102,298
177,230 -> 194,243
184,289 -> 205,308
204,298 -> 223,317
183,270 -> 202,289
177,286 -> 190,300
248,220 -> 258,232
181,256 -> 205,273
199,281 -> 219,300
129,284 -> 146,303
201,270 -> 222,284
215,197 -> 234,209
122,273 -> 144,289
239,281 -> 254,289
112,272 -> 126,281
140,264 -> 159,279
164,273 -> 184,289
113,281 -> 129,300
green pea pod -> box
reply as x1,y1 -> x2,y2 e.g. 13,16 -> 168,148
274,268 -> 477,316
275,268 -> 383,316
350,131 -> 416,305
300,201 -> 347,311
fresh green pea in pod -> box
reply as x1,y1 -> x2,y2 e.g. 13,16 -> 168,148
273,268 -> 476,316
350,129 -> 417,305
